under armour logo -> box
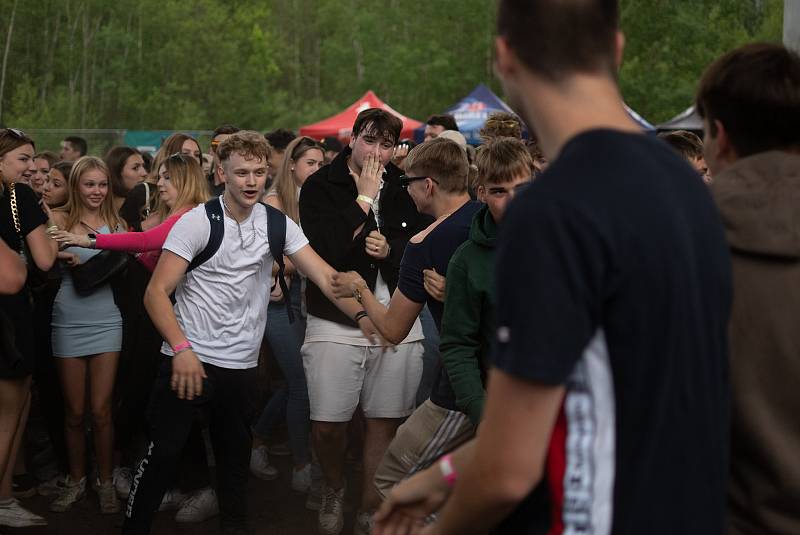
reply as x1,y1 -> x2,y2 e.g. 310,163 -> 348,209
211,214 -> 221,221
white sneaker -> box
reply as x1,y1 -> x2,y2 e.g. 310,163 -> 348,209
249,446 -> 279,481
158,489 -> 189,511
292,464 -> 312,493
353,511 -> 373,535
37,474 -> 66,496
113,466 -> 133,499
175,487 -> 219,523
49,476 -> 87,512
0,498 -> 48,527
318,484 -> 345,535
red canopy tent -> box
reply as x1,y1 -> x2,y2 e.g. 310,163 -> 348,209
299,91 -> 422,142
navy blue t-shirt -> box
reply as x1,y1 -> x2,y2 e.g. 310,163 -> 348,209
397,200 -> 482,411
492,129 -> 731,534
397,200 -> 481,328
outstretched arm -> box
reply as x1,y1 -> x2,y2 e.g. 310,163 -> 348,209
331,271 -> 423,345
375,369 -> 564,535
289,244 -> 383,343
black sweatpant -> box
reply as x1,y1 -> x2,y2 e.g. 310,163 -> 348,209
122,356 -> 257,534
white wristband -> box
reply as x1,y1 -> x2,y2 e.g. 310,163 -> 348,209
357,194 -> 374,205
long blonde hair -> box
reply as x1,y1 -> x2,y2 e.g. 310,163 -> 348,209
269,136 -> 324,223
55,156 -> 123,232
145,133 -> 204,220
158,153 -> 210,217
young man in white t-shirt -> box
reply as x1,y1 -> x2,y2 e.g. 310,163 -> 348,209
122,131 -> 376,535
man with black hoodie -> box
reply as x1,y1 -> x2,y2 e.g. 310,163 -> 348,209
698,43 -> 800,535
299,108 -> 430,535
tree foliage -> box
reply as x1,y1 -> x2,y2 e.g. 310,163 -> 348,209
0,0 -> 783,130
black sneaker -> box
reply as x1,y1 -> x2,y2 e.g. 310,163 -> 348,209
12,473 -> 38,499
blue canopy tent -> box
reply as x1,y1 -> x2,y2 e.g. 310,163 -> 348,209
414,84 -> 654,145
413,84 -> 520,145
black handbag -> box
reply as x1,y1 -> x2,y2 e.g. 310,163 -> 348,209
71,248 -> 130,296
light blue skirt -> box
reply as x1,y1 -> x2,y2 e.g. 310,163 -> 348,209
51,245 -> 123,358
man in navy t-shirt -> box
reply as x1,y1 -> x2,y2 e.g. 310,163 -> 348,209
330,138 -> 481,522
373,1 -> 732,534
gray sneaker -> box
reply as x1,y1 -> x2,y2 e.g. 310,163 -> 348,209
96,478 -> 121,514
353,511 -> 373,535
318,484 -> 345,535
49,476 -> 86,512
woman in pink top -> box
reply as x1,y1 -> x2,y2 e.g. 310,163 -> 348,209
52,153 -> 209,270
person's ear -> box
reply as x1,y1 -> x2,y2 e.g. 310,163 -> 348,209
494,36 -> 518,80
615,31 -> 626,70
216,163 -> 227,184
713,119 -> 737,163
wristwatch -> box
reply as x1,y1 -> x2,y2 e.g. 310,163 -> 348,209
87,233 -> 97,249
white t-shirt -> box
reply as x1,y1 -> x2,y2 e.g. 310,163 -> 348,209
161,199 -> 309,369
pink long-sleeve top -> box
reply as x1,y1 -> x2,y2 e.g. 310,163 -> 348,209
95,208 -> 189,272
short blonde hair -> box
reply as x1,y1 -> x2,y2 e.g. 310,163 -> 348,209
218,131 -> 271,164
475,137 -> 533,185
405,138 -> 469,194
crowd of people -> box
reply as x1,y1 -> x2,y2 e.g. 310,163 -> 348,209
1,1 -> 799,534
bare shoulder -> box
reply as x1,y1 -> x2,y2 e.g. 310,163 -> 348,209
409,217 -> 446,244
264,193 -> 284,211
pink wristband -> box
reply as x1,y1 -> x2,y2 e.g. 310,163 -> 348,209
439,454 -> 457,487
173,340 -> 192,354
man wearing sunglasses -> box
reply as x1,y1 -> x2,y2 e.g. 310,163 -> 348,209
329,137 -> 482,527
298,108 -> 432,535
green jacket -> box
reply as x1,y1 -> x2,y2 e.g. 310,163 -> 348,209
440,203 -> 497,426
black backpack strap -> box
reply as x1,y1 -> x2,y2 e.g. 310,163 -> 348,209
262,202 -> 294,323
187,198 -> 224,272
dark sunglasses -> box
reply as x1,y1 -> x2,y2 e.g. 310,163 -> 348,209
168,152 -> 191,163
3,128 -> 26,139
399,174 -> 439,189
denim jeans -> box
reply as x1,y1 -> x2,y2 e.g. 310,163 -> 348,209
253,281 -> 310,466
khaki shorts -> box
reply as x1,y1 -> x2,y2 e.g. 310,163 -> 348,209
374,399 -> 474,498
302,341 -> 424,422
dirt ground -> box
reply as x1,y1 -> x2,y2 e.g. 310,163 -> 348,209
8,452 -> 362,534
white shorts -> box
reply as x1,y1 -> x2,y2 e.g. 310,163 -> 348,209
302,341 -> 424,422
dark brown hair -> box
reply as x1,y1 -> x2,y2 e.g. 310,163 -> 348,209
0,128 -> 35,159
104,146 -> 142,198
352,109 -> 402,146
497,0 -> 619,82
405,138 -> 469,194
658,130 -> 704,160
696,43 -> 800,157
426,114 -> 459,132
